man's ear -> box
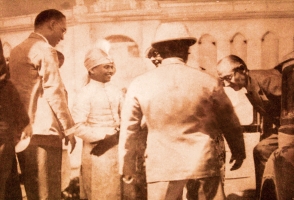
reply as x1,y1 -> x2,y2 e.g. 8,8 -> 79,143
48,20 -> 56,31
88,68 -> 94,74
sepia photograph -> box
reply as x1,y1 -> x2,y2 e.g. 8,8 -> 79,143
0,0 -> 294,199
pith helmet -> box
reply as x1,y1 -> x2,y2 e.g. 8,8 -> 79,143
151,22 -> 196,47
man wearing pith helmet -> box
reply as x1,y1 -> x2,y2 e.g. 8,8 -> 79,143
119,22 -> 246,200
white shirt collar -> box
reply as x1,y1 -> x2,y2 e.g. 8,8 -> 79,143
34,32 -> 49,44
161,57 -> 185,65
89,78 -> 111,87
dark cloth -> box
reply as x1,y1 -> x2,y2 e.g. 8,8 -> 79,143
5,155 -> 22,200
249,68 -> 281,199
186,177 -> 225,200
247,69 -> 281,139
0,38 -> 28,200
0,142 -> 15,199
0,80 -> 29,142
18,138 -> 62,200
253,133 -> 278,198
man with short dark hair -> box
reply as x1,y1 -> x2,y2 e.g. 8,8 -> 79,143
9,9 -> 76,199
119,22 -> 246,200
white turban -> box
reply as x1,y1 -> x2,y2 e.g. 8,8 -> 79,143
84,39 -> 113,71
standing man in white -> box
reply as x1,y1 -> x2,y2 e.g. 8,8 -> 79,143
119,22 -> 246,200
68,40 -> 124,200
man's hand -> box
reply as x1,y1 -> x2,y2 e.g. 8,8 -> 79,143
229,155 -> 244,171
122,175 -> 134,184
22,124 -> 32,137
14,131 -> 29,146
65,134 -> 76,154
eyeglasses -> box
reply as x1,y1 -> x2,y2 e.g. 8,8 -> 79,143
56,22 -> 66,34
219,64 -> 248,81
219,74 -> 233,81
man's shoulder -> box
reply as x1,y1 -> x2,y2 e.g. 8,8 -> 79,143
12,33 -> 51,53
130,63 -> 218,88
249,69 -> 282,96
249,69 -> 281,85
250,68 -> 280,76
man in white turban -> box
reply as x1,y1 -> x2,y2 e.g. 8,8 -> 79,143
66,40 -> 124,200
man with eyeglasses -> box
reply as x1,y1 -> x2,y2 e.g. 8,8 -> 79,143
9,9 -> 76,199
216,55 -> 282,199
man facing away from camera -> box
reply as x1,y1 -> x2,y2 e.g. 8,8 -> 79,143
9,9 -> 76,199
119,22 -> 246,200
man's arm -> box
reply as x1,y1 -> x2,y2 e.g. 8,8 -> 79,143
213,85 -> 246,170
39,48 -> 76,152
9,81 -> 30,143
66,90 -> 117,143
119,82 -> 143,179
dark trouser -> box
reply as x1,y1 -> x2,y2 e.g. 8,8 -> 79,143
5,155 -> 22,200
186,177 -> 225,200
18,135 -> 62,200
253,133 -> 278,199
0,141 -> 14,200
147,176 -> 225,200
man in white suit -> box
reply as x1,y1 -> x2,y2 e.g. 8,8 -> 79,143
119,22 -> 246,200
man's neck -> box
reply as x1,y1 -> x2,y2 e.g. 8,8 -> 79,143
34,31 -> 49,44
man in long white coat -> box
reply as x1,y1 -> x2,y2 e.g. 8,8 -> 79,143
68,42 -> 124,200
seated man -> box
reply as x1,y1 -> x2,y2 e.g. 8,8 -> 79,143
216,54 -> 282,199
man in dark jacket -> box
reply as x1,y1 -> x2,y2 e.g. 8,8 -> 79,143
0,39 -> 29,200
216,54 -> 282,199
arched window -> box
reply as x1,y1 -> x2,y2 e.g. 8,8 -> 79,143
198,34 -> 217,77
261,31 -> 279,69
230,33 -> 247,63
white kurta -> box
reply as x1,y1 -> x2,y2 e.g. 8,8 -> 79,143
70,79 -> 123,200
